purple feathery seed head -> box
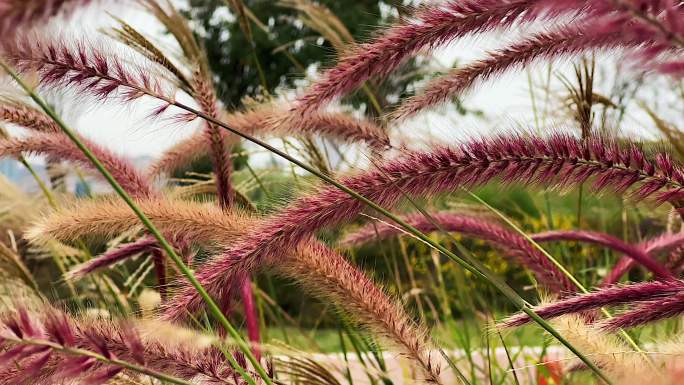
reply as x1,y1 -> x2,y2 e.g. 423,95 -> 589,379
294,0 -> 683,116
0,102 -> 153,197
292,0 -> 584,115
502,279 -> 684,327
1,36 -> 177,116
167,132 -> 684,320
0,132 -> 153,198
390,22 -> 641,121
0,306 -> 124,384
66,237 -> 157,280
600,290 -> 684,330
0,306 -> 266,384
0,1 -> 109,35
0,102 -> 61,133
342,211 -> 574,293
588,0 -> 684,74
293,0 -> 684,119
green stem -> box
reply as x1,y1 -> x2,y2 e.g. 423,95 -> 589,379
0,242 -> 41,296
0,62 -> 274,385
467,191 -> 654,363
2,60 -> 611,383
361,83 -> 384,116
245,161 -> 271,199
151,94 -> 612,385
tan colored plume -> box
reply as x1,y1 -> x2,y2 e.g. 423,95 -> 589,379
27,196 -> 249,246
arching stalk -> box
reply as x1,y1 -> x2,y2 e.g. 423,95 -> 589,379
0,61 -> 273,385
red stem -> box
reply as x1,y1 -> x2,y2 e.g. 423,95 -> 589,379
240,276 -> 260,360
151,248 -> 167,301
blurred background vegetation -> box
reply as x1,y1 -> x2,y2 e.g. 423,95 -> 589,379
185,0 -> 419,112
155,1 -> 674,336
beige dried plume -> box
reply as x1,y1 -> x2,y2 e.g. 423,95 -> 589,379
148,103 -> 389,177
275,240 -> 442,384
27,196 -> 249,246
549,314 -> 654,384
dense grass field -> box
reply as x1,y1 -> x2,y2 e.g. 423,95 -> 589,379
1,1 -> 684,384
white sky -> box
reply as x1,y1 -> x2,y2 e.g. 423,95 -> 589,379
70,6 -> 197,159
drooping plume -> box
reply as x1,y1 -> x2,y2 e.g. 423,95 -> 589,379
149,106 -> 389,177
296,0 -> 684,116
66,236 -> 157,279
2,37 -> 177,113
342,211 -> 573,293
391,24 -> 629,120
293,0 -> 580,114
0,132 -> 152,198
501,280 -> 684,327
273,240 -> 442,383
585,0 -> 684,75
600,291 -> 684,330
0,306 -> 264,384
169,132 -> 684,320
0,102 -> 60,133
0,0 -> 107,35
27,197 -> 246,246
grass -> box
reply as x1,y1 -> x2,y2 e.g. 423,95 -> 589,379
263,324 -> 554,354
0,1 -> 683,384
268,319 -> 683,354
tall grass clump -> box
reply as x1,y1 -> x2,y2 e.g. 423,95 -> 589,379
0,0 -> 683,384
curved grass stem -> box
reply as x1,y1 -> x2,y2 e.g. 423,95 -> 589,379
145,85 -> 612,385
466,190 -> 664,374
0,61 -> 273,385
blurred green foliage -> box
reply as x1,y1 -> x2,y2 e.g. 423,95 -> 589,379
184,0 -> 418,111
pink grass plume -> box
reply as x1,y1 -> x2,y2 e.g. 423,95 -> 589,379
169,132 -> 684,323
502,280 -> 684,327
66,237 -> 157,280
342,211 -> 573,293
293,0 -> 580,114
0,132 -> 152,198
